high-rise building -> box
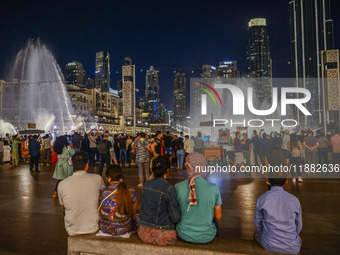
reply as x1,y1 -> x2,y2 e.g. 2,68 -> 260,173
122,57 -> 135,125
65,61 -> 86,87
289,0 -> 335,126
201,65 -> 217,78
95,51 -> 110,92
217,61 -> 240,78
85,77 -> 94,89
247,18 -> 272,102
174,72 -> 187,126
145,66 -> 160,123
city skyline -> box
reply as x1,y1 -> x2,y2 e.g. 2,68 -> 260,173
1,0 -> 340,111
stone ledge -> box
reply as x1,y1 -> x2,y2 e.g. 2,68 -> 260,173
68,234 -> 292,255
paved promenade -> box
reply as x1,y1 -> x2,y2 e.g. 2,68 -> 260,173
0,164 -> 339,255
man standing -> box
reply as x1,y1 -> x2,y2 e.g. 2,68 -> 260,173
150,131 -> 163,158
72,132 -> 82,153
41,134 -> 52,166
58,152 -> 103,236
330,130 -> 340,165
184,135 -> 195,155
29,135 -> 41,173
194,132 -> 204,153
163,131 -> 173,164
233,132 -> 245,167
241,133 -> 252,166
98,133 -> 114,176
118,134 -> 128,166
88,130 -> 98,165
135,132 -> 150,188
251,130 -> 261,166
303,129 -> 319,166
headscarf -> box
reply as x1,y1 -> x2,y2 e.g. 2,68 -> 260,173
185,152 -> 206,212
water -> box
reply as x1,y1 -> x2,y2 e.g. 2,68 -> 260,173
4,39 -> 75,133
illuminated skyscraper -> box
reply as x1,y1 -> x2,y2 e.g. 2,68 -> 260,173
289,0 -> 335,126
122,57 -> 136,133
65,61 -> 86,87
95,51 -> 110,92
174,72 -> 187,126
247,18 -> 272,102
217,61 -> 240,78
145,66 -> 160,122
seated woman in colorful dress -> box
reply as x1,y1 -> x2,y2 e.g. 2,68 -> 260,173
138,156 -> 181,246
99,165 -> 138,236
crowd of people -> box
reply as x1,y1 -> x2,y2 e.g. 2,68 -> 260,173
235,128 -> 340,182
2,127 -> 340,254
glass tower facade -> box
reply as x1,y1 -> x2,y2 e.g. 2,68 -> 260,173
173,72 -> 187,126
65,61 -> 86,87
247,18 -> 272,103
95,51 -> 110,92
145,66 -> 160,122
289,0 -> 335,126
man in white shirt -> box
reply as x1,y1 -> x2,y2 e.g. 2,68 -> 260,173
184,135 -> 195,154
58,151 -> 103,236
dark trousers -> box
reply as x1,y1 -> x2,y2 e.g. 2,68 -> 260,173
260,150 -> 270,165
55,179 -> 62,192
213,218 -> 219,237
290,157 -> 301,178
30,155 -> 39,172
253,148 -> 260,166
99,154 -> 111,176
41,148 -> 51,164
120,149 -> 127,163
89,148 -> 97,164
0,152 -> 3,164
318,148 -> 329,164
332,153 -> 340,165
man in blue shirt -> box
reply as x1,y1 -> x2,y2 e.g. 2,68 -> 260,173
29,135 -> 41,173
254,175 -> 302,254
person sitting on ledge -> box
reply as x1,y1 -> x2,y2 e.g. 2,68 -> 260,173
98,165 -> 138,236
58,151 -> 104,236
254,171 -> 302,255
175,152 -> 222,243
138,156 -> 181,246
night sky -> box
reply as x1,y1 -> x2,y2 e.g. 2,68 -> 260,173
1,0 -> 340,110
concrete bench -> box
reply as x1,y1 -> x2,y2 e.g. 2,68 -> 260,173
68,234 -> 290,255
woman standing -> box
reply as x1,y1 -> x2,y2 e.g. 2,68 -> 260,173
12,135 -> 22,167
52,136 -> 75,198
3,140 -> 11,164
